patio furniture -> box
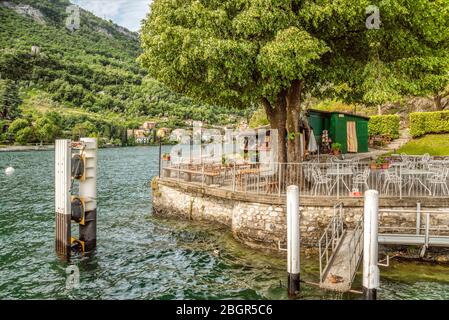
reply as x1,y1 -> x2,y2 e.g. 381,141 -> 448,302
428,168 -> 449,196
382,169 -> 403,196
326,165 -> 353,194
417,153 -> 431,170
352,167 -> 370,192
400,168 -> 434,196
312,167 -> 333,196
400,153 -> 409,163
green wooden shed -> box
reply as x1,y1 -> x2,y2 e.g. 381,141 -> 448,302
307,109 -> 369,154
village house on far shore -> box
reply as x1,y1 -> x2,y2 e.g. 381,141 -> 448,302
127,121 -> 169,144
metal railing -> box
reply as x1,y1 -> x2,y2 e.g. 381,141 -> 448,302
347,217 -> 364,284
378,206 -> 449,254
160,158 -> 449,199
318,203 -> 345,284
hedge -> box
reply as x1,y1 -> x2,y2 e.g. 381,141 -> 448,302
368,115 -> 400,139
410,111 -> 449,138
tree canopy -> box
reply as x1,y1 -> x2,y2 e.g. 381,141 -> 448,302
140,0 -> 449,162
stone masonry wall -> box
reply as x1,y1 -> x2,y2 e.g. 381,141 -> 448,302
152,178 -> 449,250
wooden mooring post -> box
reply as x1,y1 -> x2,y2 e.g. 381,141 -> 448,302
287,185 -> 300,297
363,190 -> 380,300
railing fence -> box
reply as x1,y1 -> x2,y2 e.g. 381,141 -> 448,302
161,159 -> 449,198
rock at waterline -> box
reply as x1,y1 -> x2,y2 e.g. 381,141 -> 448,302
5,167 -> 15,176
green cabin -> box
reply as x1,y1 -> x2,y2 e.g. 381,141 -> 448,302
307,109 -> 369,154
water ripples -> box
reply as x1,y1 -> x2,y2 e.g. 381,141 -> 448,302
1,146 -> 449,300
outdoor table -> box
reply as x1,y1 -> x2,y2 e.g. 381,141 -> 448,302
400,169 -> 435,196
326,168 -> 354,194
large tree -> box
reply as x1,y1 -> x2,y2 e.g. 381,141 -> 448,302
140,0 -> 449,162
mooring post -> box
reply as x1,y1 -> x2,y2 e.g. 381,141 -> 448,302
287,185 -> 300,297
363,190 -> 380,300
79,138 -> 98,253
55,139 -> 72,259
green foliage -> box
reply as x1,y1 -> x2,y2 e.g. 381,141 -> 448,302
410,111 -> 449,138
0,119 -> 6,131
8,118 -> 30,134
127,135 -> 136,147
141,0 -> 449,110
0,0 -> 241,136
35,112 -> 62,143
0,79 -> 21,120
71,121 -> 98,140
249,107 -> 269,128
8,118 -> 34,144
14,126 -> 34,144
139,0 -> 330,108
331,143 -> 342,152
368,115 -> 400,139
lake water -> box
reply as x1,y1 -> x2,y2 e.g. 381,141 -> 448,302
1,146 -> 449,300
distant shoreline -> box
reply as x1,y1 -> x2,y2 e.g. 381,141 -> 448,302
0,144 -> 172,153
0,145 -> 55,153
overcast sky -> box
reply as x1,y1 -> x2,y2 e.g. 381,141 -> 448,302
71,0 -> 152,32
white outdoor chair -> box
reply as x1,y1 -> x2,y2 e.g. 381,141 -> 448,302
303,163 -> 315,184
419,153 -> 431,170
352,167 -> 370,192
311,167 -> 333,196
383,169 -> 403,196
400,153 -> 409,163
428,168 -> 449,196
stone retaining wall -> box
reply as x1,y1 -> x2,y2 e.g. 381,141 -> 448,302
152,178 -> 449,250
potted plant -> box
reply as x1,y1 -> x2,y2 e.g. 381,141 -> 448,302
331,143 -> 342,155
381,160 -> 390,169
162,153 -> 171,161
375,157 -> 390,169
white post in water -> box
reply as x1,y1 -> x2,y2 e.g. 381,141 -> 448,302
55,140 -> 72,259
79,138 -> 98,253
287,185 -> 300,296
363,190 -> 380,300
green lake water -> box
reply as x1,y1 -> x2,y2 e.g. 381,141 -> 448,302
1,146 -> 449,300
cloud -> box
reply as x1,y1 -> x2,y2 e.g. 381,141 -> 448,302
71,0 -> 151,32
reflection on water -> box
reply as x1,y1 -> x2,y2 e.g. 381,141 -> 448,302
0,146 -> 449,299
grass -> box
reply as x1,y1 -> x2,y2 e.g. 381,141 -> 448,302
396,134 -> 449,156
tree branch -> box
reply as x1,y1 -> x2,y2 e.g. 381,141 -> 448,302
441,90 -> 449,99
442,99 -> 449,110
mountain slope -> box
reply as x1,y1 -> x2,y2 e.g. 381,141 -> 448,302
0,0 -> 243,140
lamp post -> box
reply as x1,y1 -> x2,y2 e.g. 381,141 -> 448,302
157,129 -> 166,177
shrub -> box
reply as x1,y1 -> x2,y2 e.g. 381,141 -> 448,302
410,111 -> 449,138
368,115 -> 400,139
15,127 -> 34,144
7,118 -> 30,135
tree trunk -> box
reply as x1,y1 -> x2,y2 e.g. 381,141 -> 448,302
434,93 -> 449,111
261,96 -> 287,163
434,94 -> 443,111
286,80 -> 303,163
